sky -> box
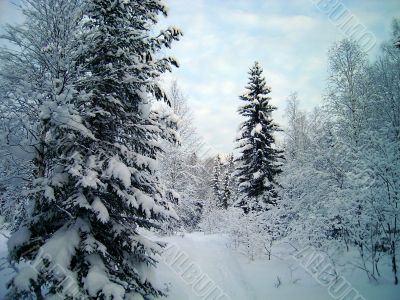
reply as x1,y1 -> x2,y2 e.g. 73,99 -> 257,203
1,0 -> 399,154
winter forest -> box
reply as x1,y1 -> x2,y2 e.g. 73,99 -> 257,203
0,0 -> 399,299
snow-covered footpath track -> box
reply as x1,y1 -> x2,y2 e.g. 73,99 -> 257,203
155,233 -> 256,300
153,233 -> 400,300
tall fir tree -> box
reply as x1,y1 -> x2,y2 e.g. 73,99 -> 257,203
212,154 -> 223,207
220,154 -> 235,209
221,171 -> 231,209
6,0 -> 181,299
235,62 -> 283,213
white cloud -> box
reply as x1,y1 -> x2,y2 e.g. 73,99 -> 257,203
224,10 -> 318,33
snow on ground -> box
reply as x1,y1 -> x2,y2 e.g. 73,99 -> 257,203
0,231 -> 399,299
153,232 -> 400,300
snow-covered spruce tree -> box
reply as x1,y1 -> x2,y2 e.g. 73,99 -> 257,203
235,62 -> 283,213
221,172 -> 231,210
212,154 -> 224,207
7,0 -> 182,299
220,154 -> 236,209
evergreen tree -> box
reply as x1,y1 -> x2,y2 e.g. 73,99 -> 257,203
235,62 -> 283,213
212,154 -> 223,207
226,154 -> 238,204
221,172 -> 231,209
220,154 -> 235,209
6,0 -> 181,298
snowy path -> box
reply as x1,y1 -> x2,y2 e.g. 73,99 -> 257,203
154,233 -> 400,300
155,233 -> 256,300
154,232 -> 307,300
